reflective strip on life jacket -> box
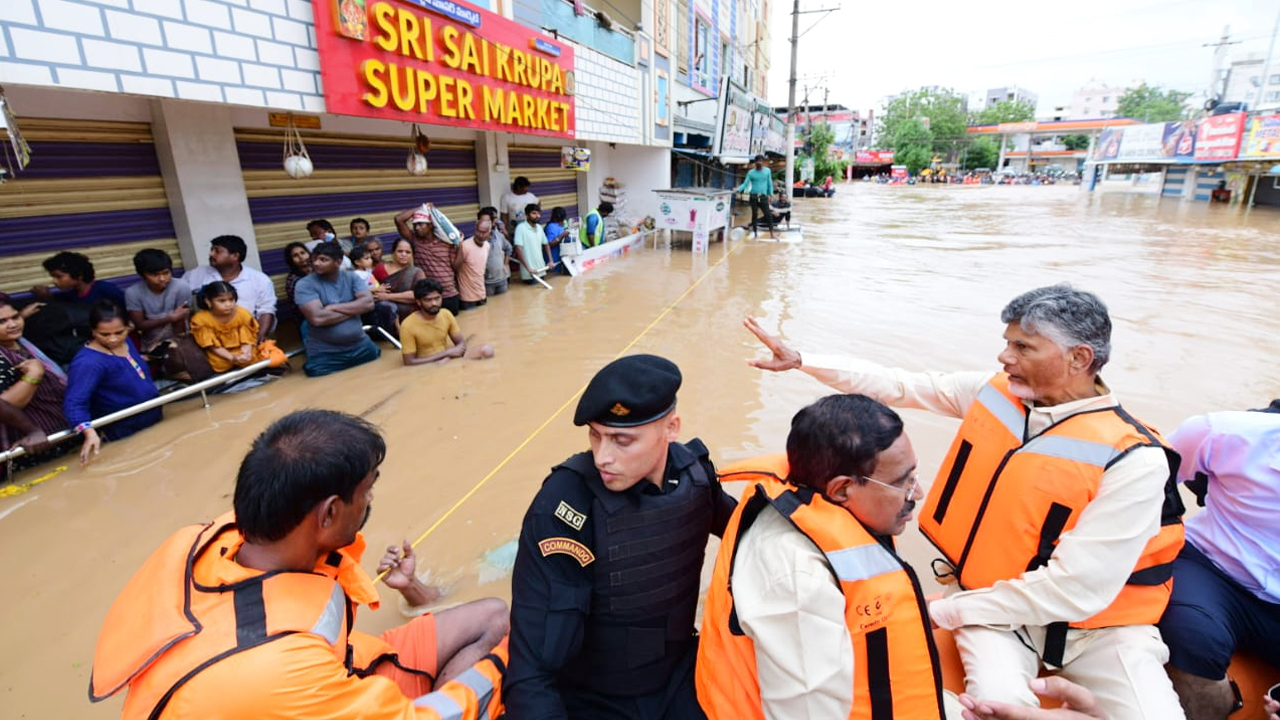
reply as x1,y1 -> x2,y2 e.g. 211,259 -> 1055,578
975,382 -> 1025,439
412,649 -> 507,720
826,543 -> 905,584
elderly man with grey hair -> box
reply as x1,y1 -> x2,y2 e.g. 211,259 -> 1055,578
744,284 -> 1186,720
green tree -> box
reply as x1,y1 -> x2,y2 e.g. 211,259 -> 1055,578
801,121 -> 848,182
971,99 -> 1036,126
1061,134 -> 1090,151
962,136 -> 999,170
1115,84 -> 1191,122
877,87 -> 969,160
896,146 -> 933,175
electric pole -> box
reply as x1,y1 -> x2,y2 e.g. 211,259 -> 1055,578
785,0 -> 801,190
784,1 -> 837,188
1257,10 -> 1280,110
1203,26 -> 1239,105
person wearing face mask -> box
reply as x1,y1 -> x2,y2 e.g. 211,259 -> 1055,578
303,219 -> 354,270
505,355 -> 737,720
742,284 -> 1186,720
698,393 -> 957,720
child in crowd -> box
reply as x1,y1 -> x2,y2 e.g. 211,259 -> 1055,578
64,301 -> 161,465
350,217 -> 372,248
30,251 -> 126,309
124,248 -> 191,356
190,282 -> 259,374
401,279 -> 493,366
351,245 -> 401,337
348,245 -> 380,291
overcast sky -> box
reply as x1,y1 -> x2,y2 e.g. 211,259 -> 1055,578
765,0 -> 1280,114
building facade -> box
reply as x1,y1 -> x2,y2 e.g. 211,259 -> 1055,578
1067,80 -> 1133,119
1221,53 -> 1280,112
984,86 -> 1038,112
0,0 -> 765,297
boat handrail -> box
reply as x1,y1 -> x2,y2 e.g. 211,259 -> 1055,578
0,325 -> 400,466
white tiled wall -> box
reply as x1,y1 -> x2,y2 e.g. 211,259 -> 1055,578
571,42 -> 641,144
0,0 -> 322,110
2,0 -> 652,139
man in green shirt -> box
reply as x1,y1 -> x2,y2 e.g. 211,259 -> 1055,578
736,155 -> 778,240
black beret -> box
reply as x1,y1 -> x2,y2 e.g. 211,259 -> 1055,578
574,355 -> 682,427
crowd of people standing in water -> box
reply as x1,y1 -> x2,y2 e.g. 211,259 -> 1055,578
0,177 -> 617,473
83,283 -> 1279,720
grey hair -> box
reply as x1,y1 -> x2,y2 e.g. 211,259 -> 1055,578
1000,284 -> 1112,372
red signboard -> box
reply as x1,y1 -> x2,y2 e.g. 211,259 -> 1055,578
312,0 -> 575,138
1194,112 -> 1245,161
855,150 -> 894,164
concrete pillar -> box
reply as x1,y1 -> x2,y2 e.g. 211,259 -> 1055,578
475,131 -> 510,211
149,99 -> 259,271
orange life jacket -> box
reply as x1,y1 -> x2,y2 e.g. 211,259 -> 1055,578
89,513 -> 505,720
699,455 -> 946,720
919,374 -> 1184,637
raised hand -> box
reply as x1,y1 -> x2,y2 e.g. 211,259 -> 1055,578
744,316 -> 802,372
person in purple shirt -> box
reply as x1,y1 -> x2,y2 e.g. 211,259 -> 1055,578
64,302 -> 161,465
1159,399 -> 1280,720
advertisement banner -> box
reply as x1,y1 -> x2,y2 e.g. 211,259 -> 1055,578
855,150 -> 894,164
1194,112 -> 1245,161
1093,122 -> 1196,161
1093,128 -> 1124,160
1160,120 -> 1197,159
1242,113 -> 1280,158
312,0 -> 575,138
715,79 -> 754,158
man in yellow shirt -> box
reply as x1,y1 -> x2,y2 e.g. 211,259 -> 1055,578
400,279 -> 493,365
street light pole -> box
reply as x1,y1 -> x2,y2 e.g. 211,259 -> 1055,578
785,0 -> 800,190
1255,6 -> 1280,110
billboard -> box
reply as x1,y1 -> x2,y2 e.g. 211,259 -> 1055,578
1091,121 -> 1195,161
1194,112 -> 1245,161
715,78 -> 754,158
1242,113 -> 1280,158
855,150 -> 895,164
312,0 -> 576,138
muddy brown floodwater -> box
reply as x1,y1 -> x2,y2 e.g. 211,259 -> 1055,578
3,184 -> 1278,718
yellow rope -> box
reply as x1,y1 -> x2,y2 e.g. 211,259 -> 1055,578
0,465 -> 70,498
379,242 -> 740,581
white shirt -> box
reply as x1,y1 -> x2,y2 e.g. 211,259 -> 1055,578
733,503 -> 855,719
800,354 -> 1172,633
184,264 -> 278,319
501,191 -> 539,226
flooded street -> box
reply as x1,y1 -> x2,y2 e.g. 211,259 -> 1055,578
4,183 -> 1280,718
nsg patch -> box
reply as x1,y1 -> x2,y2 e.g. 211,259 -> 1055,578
554,501 -> 587,530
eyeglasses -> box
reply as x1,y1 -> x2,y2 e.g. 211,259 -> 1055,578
859,471 -> 920,498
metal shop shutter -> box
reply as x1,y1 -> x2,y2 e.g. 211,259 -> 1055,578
0,119 -> 181,296
234,128 -> 479,297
